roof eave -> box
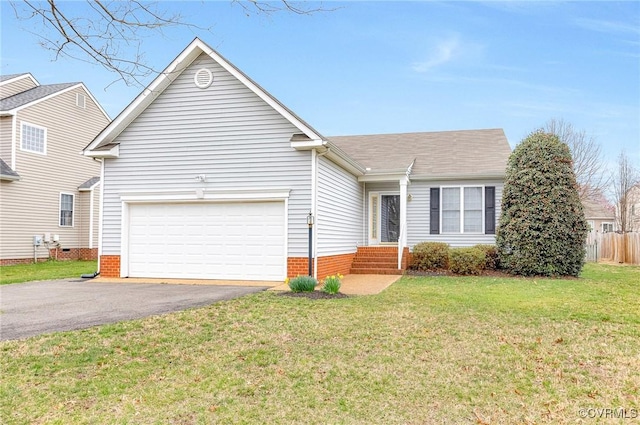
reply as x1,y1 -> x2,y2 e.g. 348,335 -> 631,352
84,144 -> 119,159
410,172 -> 506,181
0,174 -> 21,181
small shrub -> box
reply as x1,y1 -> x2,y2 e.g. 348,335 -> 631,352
410,242 -> 450,271
322,274 -> 343,294
288,275 -> 317,292
449,247 -> 485,275
475,244 -> 500,270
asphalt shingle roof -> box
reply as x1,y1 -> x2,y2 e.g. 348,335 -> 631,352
0,83 -> 78,111
0,158 -> 20,179
78,177 -> 100,189
328,128 -> 511,178
0,73 -> 30,83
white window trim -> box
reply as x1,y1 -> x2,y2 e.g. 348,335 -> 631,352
59,192 -> 75,227
601,222 -> 614,233
440,185 -> 485,234
20,121 -> 47,155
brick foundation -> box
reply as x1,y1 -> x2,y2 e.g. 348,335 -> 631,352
0,257 -> 48,266
287,257 -> 313,278
99,255 -> 121,277
50,248 -> 99,261
316,252 -> 356,281
0,248 -> 99,266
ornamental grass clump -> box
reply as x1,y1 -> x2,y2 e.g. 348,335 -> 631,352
287,275 -> 317,293
322,274 -> 343,294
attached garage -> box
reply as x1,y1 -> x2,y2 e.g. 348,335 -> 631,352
125,201 -> 286,281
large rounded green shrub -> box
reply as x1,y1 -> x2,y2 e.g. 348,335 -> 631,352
410,242 -> 450,271
449,247 -> 485,275
496,131 -> 588,277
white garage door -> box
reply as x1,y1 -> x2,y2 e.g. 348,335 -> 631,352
127,201 -> 285,281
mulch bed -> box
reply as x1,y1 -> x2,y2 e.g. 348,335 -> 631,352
278,291 -> 350,299
404,269 -> 513,278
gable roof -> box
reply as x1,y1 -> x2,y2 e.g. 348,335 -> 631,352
0,158 -> 20,181
84,37 -> 324,154
328,129 -> 511,179
0,83 -> 78,111
78,176 -> 101,191
0,73 -> 32,83
582,198 -> 614,220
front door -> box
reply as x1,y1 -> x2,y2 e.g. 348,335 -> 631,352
369,193 -> 400,245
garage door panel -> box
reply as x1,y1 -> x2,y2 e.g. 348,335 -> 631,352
127,201 -> 285,281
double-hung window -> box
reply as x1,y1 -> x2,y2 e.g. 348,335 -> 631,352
60,193 -> 74,227
431,186 -> 496,235
21,122 -> 47,154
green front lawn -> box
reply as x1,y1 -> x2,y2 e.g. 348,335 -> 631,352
1,263 -> 638,424
0,260 -> 98,285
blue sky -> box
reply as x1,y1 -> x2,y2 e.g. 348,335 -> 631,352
1,1 -> 638,168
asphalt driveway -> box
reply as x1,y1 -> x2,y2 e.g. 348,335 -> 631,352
0,279 -> 269,341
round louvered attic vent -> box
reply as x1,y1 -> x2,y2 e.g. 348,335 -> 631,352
194,68 -> 213,89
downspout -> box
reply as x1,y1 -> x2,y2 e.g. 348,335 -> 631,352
89,184 -> 95,249
96,158 -> 105,274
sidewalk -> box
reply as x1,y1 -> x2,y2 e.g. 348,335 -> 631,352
269,274 -> 401,295
93,274 -> 401,295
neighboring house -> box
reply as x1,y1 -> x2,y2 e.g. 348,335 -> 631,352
83,38 -> 511,281
625,184 -> 640,232
0,73 -> 111,265
583,198 -> 616,233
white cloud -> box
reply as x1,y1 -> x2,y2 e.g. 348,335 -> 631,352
412,35 -> 463,73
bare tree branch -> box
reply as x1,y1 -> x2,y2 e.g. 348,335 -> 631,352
611,151 -> 640,233
9,1 -> 331,87
544,118 -> 610,203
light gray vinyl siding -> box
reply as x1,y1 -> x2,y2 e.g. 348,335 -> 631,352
101,53 -> 312,257
316,155 -> 363,256
0,87 -> 108,260
407,179 -> 504,248
0,76 -> 38,99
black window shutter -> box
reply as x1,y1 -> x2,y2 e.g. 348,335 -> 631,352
485,186 -> 496,234
430,188 -> 440,234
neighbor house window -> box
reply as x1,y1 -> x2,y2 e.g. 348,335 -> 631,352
431,186 -> 495,235
20,122 -> 47,154
602,222 -> 614,233
60,193 -> 74,227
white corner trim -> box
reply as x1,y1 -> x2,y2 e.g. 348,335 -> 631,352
11,115 -> 16,169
